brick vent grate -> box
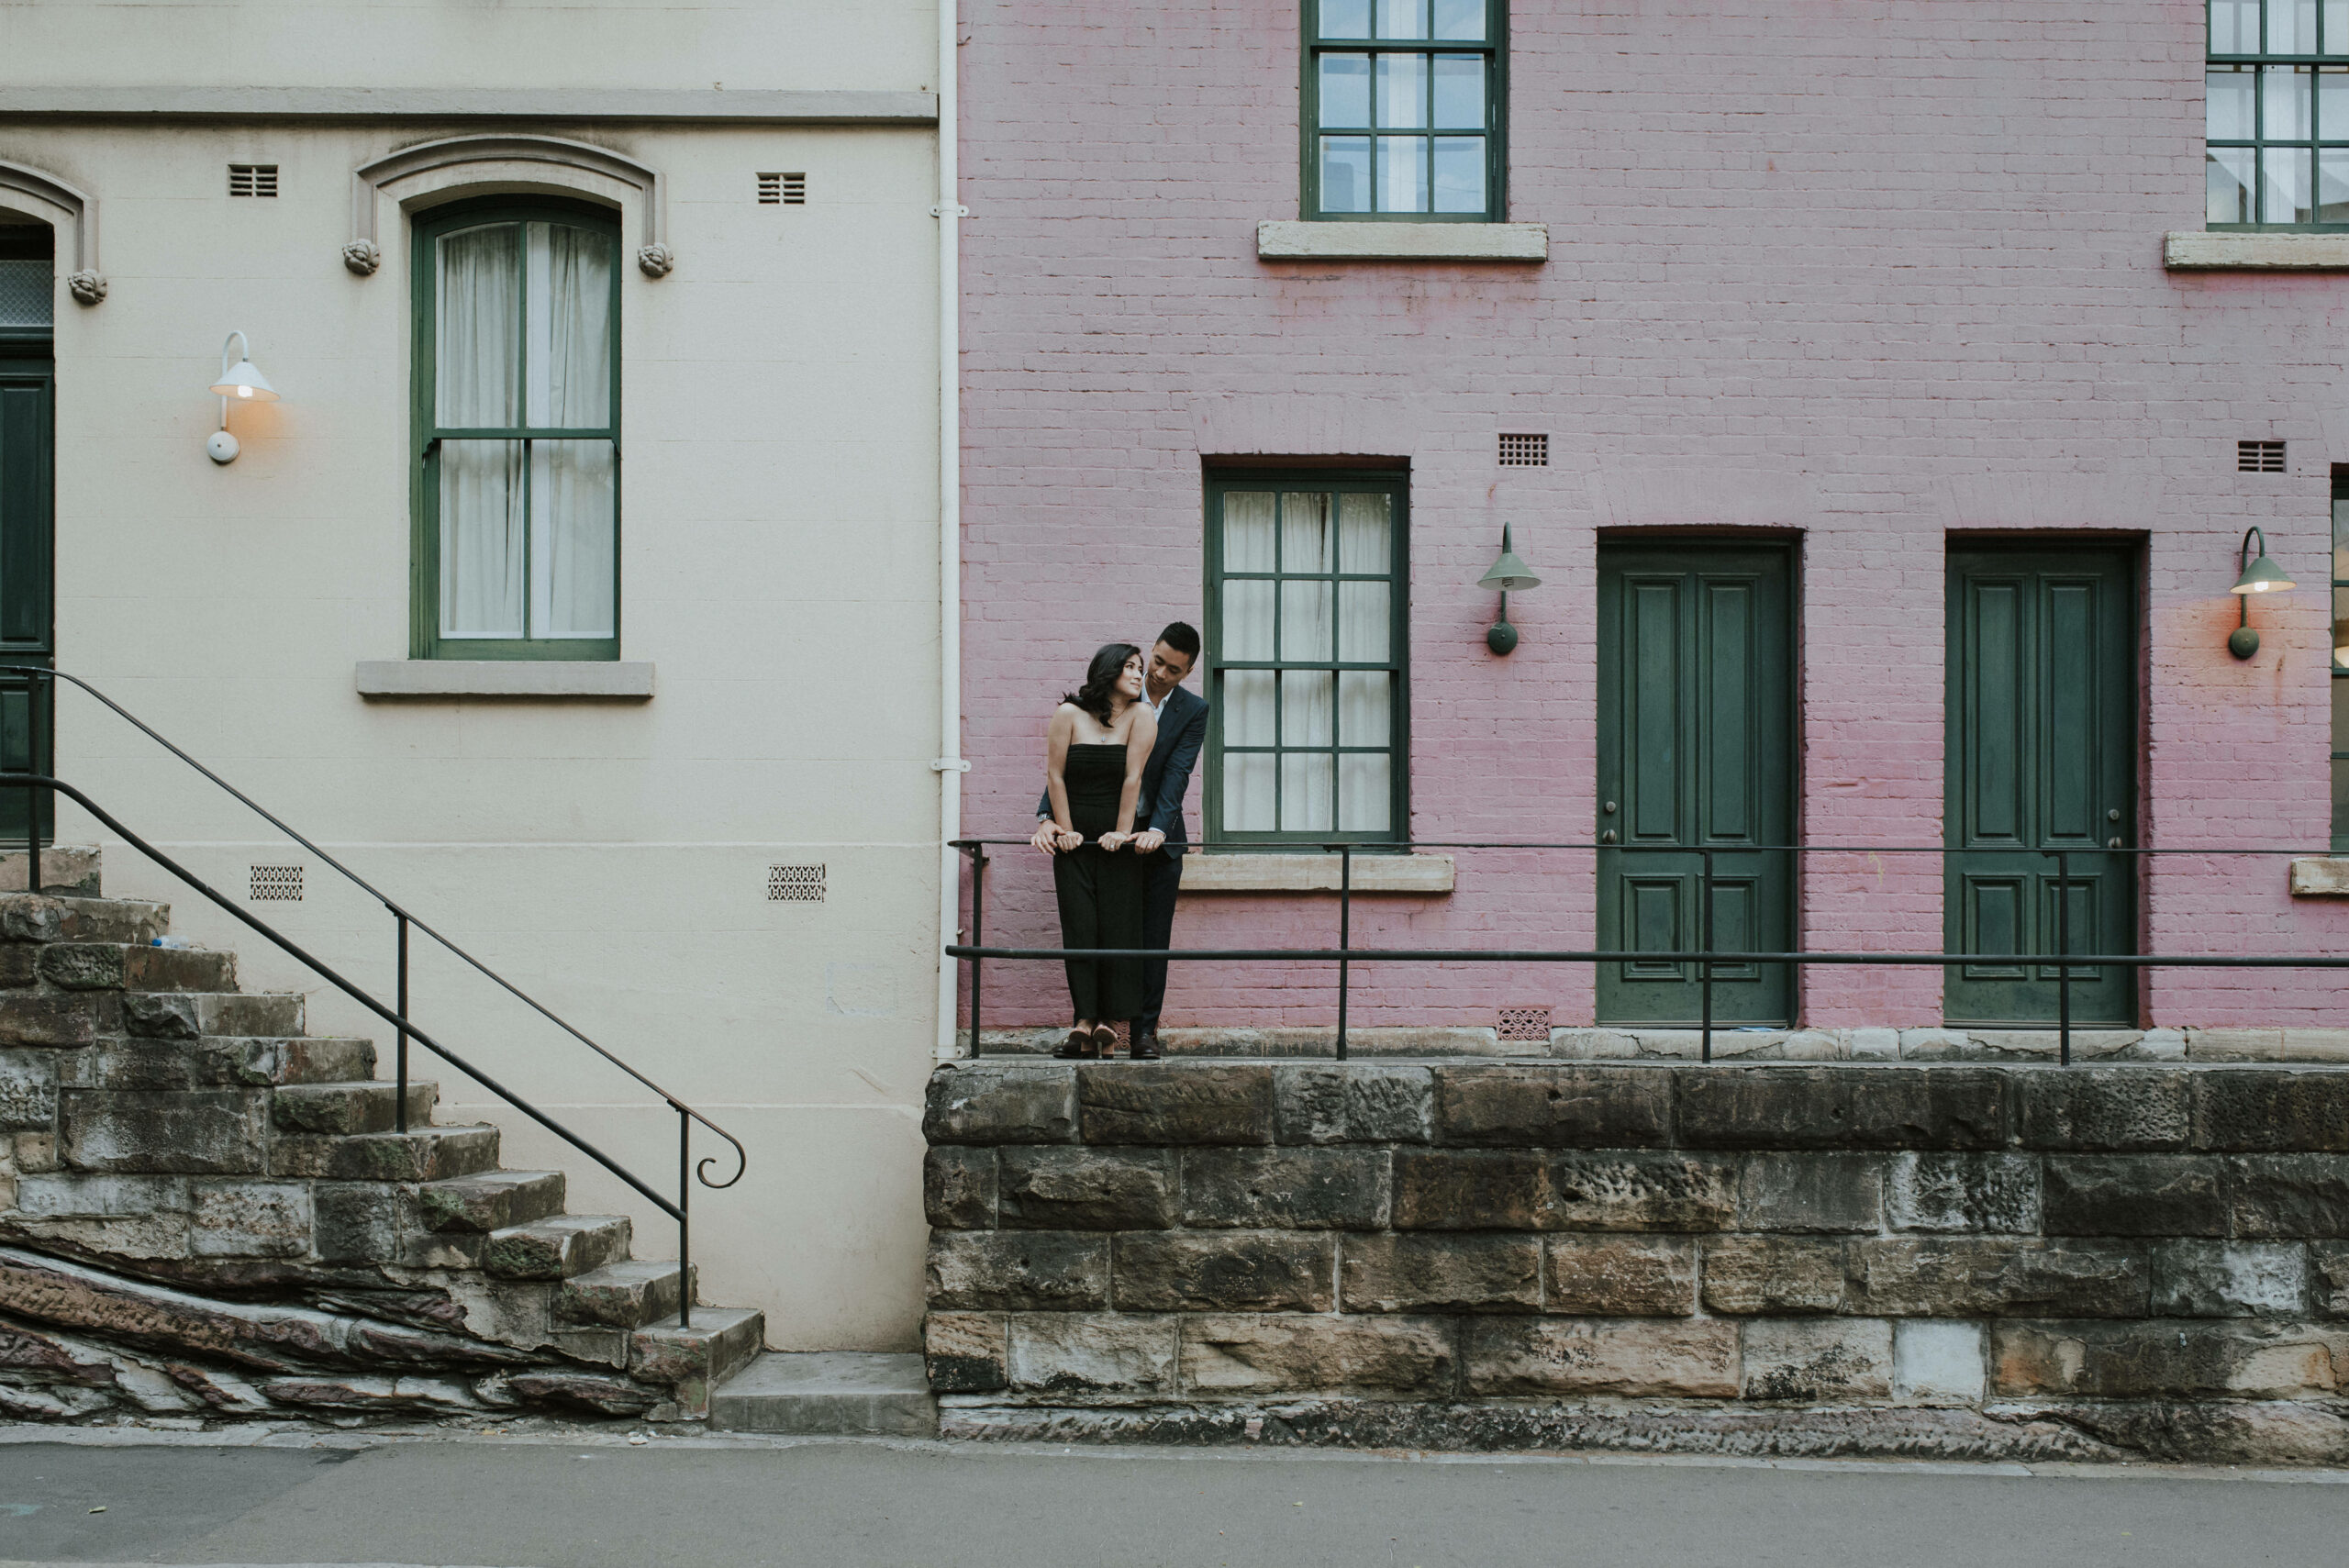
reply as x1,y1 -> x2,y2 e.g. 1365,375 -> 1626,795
757,172 -> 807,206
1497,1006 -> 1552,1041
228,165 -> 279,198
1497,433 -> 1549,467
768,863 -> 825,901
249,864 -> 303,901
2239,439 -> 2286,473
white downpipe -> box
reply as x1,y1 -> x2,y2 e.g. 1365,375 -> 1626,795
933,0 -> 965,1062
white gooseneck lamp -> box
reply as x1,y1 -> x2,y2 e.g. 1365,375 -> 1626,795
206,330 -> 279,464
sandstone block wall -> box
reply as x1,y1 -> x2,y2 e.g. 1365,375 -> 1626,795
922,1061 -> 2349,1462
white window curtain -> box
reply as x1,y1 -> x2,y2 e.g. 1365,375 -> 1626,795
1222,492 -> 1278,830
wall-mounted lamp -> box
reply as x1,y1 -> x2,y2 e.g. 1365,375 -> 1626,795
2227,524 -> 2295,659
205,330 -> 278,464
1475,524 -> 1542,655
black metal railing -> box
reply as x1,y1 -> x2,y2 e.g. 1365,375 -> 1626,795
949,837 -> 2349,1067
1,669 -> 742,1328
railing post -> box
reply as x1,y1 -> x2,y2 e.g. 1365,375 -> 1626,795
678,1105 -> 693,1329
1335,844 -> 1352,1062
395,914 -> 410,1132
23,672 -> 39,895
2055,848 -> 2072,1068
969,845 -> 986,1060
1699,845 -> 1715,1065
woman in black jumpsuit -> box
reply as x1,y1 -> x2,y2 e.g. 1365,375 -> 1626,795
1041,643 -> 1158,1059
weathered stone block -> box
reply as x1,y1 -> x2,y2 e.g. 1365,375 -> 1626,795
1431,1065 -> 1672,1148
1545,1235 -> 1696,1316
2152,1240 -> 2309,1318
1894,1319 -> 1986,1404
998,1147 -> 1174,1230
0,994 -> 106,1047
1111,1231 -> 1334,1312
1008,1312 -> 1176,1393
1551,1153 -> 1737,1232
927,1231 -> 1109,1311
1183,1313 -> 1455,1394
60,1090 -> 265,1174
1737,1154 -> 1883,1233
923,1146 -> 997,1230
1885,1153 -> 2041,1233
271,1128 -> 499,1183
15,1132 -> 56,1172
924,1063 -> 1076,1145
1179,1148 -> 1388,1229
1675,1066 -> 2009,1151
0,1051 -> 57,1131
2043,1155 -> 2227,1237
1393,1150 -> 1553,1230
1742,1318 -> 1893,1400
119,993 -> 199,1040
1077,1063 -> 1273,1145
2192,1070 -> 2349,1153
0,946 -> 37,989
1339,1232 -> 1540,1313
2016,1068 -> 2189,1151
1464,1318 -> 1740,1397
188,1180 -> 311,1259
1700,1236 -> 1849,1314
1273,1063 -> 1432,1145
1845,1238 -> 2149,1318
1991,1319 -> 2349,1399
924,1311 -> 1008,1392
2224,1154 -> 2349,1238
14,1172 -> 190,1218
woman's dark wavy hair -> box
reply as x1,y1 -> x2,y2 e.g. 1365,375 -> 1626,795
1064,642 -> 1142,727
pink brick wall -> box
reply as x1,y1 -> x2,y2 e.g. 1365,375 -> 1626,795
958,0 -> 2349,1031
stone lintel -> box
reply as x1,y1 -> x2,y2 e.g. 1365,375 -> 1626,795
355,661 -> 653,700
1178,852 -> 1454,895
1256,219 -> 1548,261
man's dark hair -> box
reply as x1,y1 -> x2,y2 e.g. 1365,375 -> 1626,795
1157,621 -> 1202,662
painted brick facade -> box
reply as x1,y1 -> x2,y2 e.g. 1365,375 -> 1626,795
958,1 -> 2348,1033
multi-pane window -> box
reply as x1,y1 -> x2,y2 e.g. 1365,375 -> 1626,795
1305,0 -> 1503,221
2208,0 -> 2349,227
2332,469 -> 2349,850
413,200 -> 619,660
1206,475 -> 1407,844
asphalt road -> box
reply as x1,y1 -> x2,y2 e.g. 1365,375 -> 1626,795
0,1434 -> 2341,1567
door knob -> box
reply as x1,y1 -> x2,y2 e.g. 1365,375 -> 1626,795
2106,808 -> 2121,823
2107,836 -> 2122,849
1603,800 -> 1618,814
1600,829 -> 1618,844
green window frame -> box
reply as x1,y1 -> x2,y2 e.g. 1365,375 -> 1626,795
2208,0 -> 2349,228
411,197 -> 621,661
1204,473 -> 1409,846
2332,469 -> 2349,850
1301,0 -> 1507,222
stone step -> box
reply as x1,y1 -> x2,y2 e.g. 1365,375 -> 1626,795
40,942 -> 235,994
709,1351 -> 936,1437
0,889 -> 161,945
419,1169 -> 566,1234
271,1124 -> 501,1182
637,1307 -> 766,1418
272,1080 -> 438,1136
124,991 -> 302,1040
484,1214 -> 633,1280
0,845 -> 105,896
62,1035 -> 376,1091
557,1260 -> 696,1329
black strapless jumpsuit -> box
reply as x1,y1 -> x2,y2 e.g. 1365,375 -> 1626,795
1052,742 -> 1146,1021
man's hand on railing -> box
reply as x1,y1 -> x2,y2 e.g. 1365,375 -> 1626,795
1131,828 -> 1166,854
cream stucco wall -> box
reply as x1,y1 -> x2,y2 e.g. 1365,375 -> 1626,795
0,3 -> 947,1351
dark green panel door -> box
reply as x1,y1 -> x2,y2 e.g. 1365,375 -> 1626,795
0,358 -> 53,842
1597,541 -> 1795,1026
1945,546 -> 2135,1024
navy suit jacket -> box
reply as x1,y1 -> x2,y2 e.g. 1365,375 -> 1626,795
1039,684 -> 1209,862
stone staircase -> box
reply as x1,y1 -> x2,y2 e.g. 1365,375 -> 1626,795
0,848 -> 770,1425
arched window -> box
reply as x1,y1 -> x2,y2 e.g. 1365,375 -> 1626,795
413,197 -> 619,660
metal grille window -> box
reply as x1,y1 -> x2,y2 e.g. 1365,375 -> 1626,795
2208,1 -> 2349,227
1497,432 -> 1547,467
412,200 -> 620,662
1207,474 -> 1408,844
0,224 -> 51,331
249,864 -> 304,901
2242,439 -> 2288,471
767,863 -> 826,902
1305,0 -> 1505,221
2332,469 -> 2349,851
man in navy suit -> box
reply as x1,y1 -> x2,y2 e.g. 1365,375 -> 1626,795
1031,621 -> 1206,1060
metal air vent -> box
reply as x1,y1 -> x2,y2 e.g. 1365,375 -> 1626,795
768,863 -> 825,902
250,864 -> 304,901
1497,1006 -> 1552,1041
757,172 -> 807,206
2239,439 -> 2286,473
228,164 -> 280,198
1497,433 -> 1548,467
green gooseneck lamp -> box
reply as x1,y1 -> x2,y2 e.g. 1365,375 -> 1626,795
1476,524 -> 1542,655
2227,525 -> 2295,660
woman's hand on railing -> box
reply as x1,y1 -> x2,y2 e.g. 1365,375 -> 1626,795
1097,830 -> 1132,852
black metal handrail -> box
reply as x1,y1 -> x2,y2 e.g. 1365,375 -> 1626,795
3,670 -> 745,1328
949,835 -> 2349,1066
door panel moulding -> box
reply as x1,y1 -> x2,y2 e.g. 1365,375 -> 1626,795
0,160 -> 102,305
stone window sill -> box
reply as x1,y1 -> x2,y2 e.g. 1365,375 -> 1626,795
1256,220 -> 1547,262
2164,232 -> 2349,270
355,661 -> 654,699
1178,851 -> 1455,895
2288,857 -> 2349,895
